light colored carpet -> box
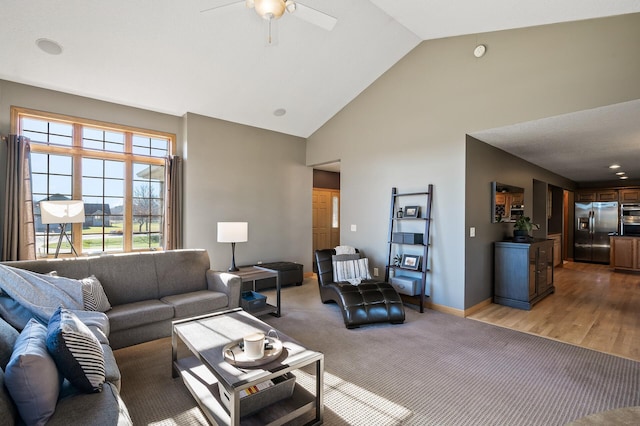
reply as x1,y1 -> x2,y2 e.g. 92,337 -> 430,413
114,278 -> 640,425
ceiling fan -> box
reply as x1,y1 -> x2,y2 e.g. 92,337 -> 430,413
202,0 -> 337,44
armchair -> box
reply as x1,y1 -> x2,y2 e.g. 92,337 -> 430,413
314,249 -> 405,328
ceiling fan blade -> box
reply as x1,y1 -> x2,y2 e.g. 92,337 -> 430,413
200,0 -> 245,14
292,3 -> 337,31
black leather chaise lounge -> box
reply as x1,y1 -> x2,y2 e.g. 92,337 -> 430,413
314,249 -> 405,328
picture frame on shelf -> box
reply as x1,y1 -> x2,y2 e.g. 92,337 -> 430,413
401,254 -> 421,270
404,205 -> 420,218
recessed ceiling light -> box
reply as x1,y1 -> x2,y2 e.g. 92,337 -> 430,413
273,108 -> 286,117
473,44 -> 486,58
616,172 -> 626,176
609,164 -> 621,169
36,38 -> 63,55
620,176 -> 629,180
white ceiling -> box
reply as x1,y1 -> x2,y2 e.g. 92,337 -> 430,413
2,1 -> 640,182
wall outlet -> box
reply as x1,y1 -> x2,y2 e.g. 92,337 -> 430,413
350,224 -> 357,232
257,261 -> 262,264
470,227 -> 476,237
373,267 -> 379,277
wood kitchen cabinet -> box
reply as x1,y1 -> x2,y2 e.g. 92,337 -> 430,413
575,190 -> 618,202
610,236 -> 640,271
548,233 -> 562,266
619,188 -> 640,203
494,239 -> 555,310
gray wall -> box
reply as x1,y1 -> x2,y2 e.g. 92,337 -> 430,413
0,82 -> 311,272
465,137 -> 574,309
307,14 -> 640,312
182,113 -> 311,272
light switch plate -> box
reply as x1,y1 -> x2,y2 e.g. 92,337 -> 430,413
470,227 -> 476,237
350,224 -> 357,232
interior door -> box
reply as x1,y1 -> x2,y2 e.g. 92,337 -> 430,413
312,189 -> 340,270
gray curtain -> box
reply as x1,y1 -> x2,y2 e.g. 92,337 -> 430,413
165,155 -> 182,250
2,135 -> 36,260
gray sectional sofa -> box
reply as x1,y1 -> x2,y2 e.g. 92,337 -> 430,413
0,249 -> 241,425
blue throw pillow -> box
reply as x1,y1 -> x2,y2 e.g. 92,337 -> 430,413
4,318 -> 62,426
46,307 -> 105,393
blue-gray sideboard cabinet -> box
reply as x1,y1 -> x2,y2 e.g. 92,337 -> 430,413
494,239 -> 555,310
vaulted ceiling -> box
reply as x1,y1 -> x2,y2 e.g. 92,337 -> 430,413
2,1 -> 640,182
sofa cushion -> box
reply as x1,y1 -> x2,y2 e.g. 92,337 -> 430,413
46,307 -> 105,393
0,316 -> 19,370
5,318 -> 62,426
47,382 -> 133,426
80,275 -> 112,312
0,368 -> 19,425
106,299 -> 174,332
155,249 -> 210,297
88,253 -> 160,305
161,290 -> 228,318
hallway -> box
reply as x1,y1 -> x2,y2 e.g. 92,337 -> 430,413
468,261 -> 640,361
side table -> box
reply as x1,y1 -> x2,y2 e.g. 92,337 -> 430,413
233,266 -> 281,317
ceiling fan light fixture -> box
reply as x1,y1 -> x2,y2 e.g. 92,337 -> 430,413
254,0 -> 285,20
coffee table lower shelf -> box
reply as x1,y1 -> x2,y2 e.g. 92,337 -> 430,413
175,356 -> 317,426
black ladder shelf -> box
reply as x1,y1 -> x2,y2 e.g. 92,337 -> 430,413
385,185 -> 433,313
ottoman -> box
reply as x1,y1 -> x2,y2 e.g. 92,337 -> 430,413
240,262 -> 304,292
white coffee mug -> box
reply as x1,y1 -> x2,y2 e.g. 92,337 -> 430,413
243,332 -> 265,359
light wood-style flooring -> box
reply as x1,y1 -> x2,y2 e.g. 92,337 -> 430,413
468,261 -> 640,361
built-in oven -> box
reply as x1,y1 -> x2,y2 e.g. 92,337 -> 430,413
620,204 -> 640,236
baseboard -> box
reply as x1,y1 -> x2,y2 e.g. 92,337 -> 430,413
463,298 -> 493,317
304,272 -> 315,278
427,302 -> 465,317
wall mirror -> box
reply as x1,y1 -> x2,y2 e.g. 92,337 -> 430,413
492,182 -> 525,223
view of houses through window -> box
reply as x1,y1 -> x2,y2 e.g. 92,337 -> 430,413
15,107 -> 175,257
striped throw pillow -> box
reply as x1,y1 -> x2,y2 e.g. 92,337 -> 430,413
80,276 -> 112,312
334,258 -> 372,283
46,307 -> 105,393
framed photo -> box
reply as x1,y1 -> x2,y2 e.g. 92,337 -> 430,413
404,205 -> 420,218
401,254 -> 421,270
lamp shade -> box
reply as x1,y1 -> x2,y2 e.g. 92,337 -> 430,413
217,222 -> 248,243
40,200 -> 85,224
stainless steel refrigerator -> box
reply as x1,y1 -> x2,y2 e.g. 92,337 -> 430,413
574,201 -> 618,263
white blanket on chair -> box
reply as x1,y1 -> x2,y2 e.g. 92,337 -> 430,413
335,245 -> 357,255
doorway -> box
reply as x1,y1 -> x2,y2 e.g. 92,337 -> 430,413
312,167 -> 340,271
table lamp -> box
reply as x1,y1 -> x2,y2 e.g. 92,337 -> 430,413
217,222 -> 248,272
40,200 -> 85,258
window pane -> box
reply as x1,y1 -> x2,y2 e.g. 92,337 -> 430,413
105,161 -> 124,179
104,179 -> 124,197
83,177 -> 103,196
22,118 -> 73,147
31,153 -> 48,173
83,127 -> 124,153
49,134 -> 72,146
49,122 -> 72,136
22,130 -> 48,144
32,175 -> 48,194
83,158 -> 103,177
49,175 -> 72,196
49,155 -> 72,175
22,118 -> 48,133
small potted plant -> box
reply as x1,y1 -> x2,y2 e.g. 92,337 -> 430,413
513,216 -> 539,242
